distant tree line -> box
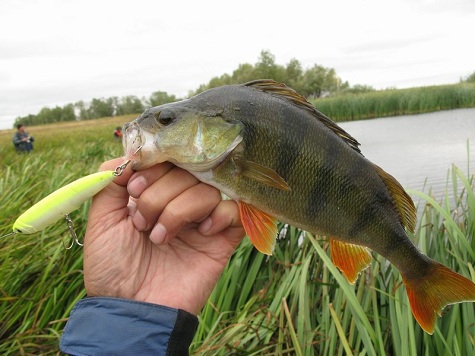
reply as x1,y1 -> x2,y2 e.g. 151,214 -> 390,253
15,50 -> 373,127
191,50 -> 375,98
16,49 -> 473,128
14,92 -> 178,127
462,71 -> 475,83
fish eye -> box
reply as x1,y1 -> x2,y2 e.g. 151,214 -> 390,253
155,110 -> 176,126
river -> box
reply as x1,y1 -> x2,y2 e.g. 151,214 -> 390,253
338,108 -> 475,203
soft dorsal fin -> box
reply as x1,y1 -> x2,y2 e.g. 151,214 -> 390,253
244,79 -> 362,154
373,164 -> 417,233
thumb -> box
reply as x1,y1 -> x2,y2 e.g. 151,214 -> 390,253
99,157 -> 134,187
88,158 -> 134,224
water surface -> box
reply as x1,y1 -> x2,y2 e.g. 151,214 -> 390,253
339,108 -> 475,201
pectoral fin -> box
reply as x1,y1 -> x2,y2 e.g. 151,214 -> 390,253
238,201 -> 278,255
233,157 -> 291,191
330,239 -> 373,284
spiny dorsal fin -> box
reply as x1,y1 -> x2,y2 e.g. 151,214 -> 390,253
373,164 -> 416,233
244,79 -> 361,154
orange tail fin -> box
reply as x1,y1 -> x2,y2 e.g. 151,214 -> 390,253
403,261 -> 475,334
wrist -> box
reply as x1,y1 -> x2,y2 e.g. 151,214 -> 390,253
60,297 -> 198,354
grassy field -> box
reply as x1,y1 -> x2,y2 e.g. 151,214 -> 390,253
312,83 -> 475,122
0,117 -> 474,354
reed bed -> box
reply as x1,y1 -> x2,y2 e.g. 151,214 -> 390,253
191,164 -> 475,355
0,118 -> 474,354
312,83 -> 475,122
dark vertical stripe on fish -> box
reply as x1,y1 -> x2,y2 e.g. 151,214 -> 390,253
305,132 -> 344,221
305,164 -> 332,220
274,105 -> 309,180
239,104 -> 260,156
347,190 -> 387,239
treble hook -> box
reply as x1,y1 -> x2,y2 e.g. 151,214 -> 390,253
60,152 -> 142,250
0,231 -> 16,239
63,214 -> 83,250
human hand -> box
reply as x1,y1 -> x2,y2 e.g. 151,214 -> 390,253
83,158 -> 245,315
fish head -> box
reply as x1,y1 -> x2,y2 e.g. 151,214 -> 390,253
123,100 -> 244,172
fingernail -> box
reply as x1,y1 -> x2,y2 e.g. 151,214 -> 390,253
150,223 -> 167,244
128,175 -> 147,198
133,211 -> 147,231
199,217 -> 213,234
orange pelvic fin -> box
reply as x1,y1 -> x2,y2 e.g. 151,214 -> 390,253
330,239 -> 373,284
238,201 -> 278,255
403,261 -> 475,334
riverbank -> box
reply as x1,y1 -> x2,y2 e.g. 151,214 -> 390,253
311,82 -> 475,122
5,82 -> 475,131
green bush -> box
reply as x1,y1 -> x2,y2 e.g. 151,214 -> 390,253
312,83 -> 475,122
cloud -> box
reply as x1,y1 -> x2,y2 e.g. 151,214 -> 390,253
1,0 -> 474,129
341,35 -> 438,55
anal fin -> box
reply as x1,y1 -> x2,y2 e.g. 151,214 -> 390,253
330,239 -> 373,284
238,201 -> 278,255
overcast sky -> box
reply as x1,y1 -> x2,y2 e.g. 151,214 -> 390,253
1,0 -> 474,129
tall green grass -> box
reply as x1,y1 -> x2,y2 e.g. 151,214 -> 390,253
312,83 -> 475,122
0,117 -> 126,354
0,118 -> 474,354
191,165 -> 475,355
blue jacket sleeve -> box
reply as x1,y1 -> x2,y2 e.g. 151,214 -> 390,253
60,297 -> 198,355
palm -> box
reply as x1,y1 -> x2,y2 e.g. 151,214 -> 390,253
82,159 -> 244,315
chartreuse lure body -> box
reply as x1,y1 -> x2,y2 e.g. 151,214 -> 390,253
11,170 -> 116,234
1,157 -> 134,243
1,170 -> 120,248
1,158 -> 135,248
3,160 -> 132,238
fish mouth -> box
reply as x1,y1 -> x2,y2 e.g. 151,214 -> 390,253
122,121 -> 167,171
123,122 -> 144,160
122,122 -> 150,171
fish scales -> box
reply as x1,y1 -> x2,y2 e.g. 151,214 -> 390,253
124,79 -> 475,334
211,84 -> 402,253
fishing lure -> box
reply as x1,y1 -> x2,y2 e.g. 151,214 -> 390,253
0,160 -> 131,244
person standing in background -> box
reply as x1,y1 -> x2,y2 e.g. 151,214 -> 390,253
12,124 -> 34,153
114,126 -> 123,140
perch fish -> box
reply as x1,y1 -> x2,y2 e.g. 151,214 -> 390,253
123,79 -> 475,334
